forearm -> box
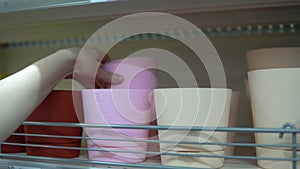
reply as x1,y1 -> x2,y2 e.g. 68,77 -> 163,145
0,49 -> 77,141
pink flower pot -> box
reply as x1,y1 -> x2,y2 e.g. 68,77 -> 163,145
82,89 -> 154,163
102,57 -> 158,90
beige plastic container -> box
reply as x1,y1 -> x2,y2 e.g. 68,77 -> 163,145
244,79 -> 256,156
154,88 -> 232,168
225,91 -> 240,156
256,147 -> 300,169
246,47 -> 300,71
248,68 -> 300,169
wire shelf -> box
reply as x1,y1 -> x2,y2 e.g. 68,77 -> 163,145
0,121 -> 299,169
1,22 -> 298,49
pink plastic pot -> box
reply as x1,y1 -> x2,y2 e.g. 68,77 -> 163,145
82,89 -> 154,163
102,57 -> 158,90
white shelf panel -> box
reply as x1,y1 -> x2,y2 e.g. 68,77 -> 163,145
0,0 -> 299,43
0,0 -> 299,26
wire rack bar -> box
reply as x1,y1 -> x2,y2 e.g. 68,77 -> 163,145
7,132 -> 300,148
22,121 -> 300,133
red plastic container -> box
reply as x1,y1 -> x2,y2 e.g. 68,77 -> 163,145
1,125 -> 26,153
24,90 -> 83,158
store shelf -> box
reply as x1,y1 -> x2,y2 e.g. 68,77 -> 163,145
1,21 -> 299,49
0,0 -> 300,24
1,122 -> 299,169
0,0 -> 299,43
1,2 -> 300,168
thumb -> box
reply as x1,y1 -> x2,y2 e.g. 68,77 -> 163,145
97,69 -> 123,84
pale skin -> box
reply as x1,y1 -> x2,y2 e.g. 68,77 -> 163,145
0,47 -> 123,142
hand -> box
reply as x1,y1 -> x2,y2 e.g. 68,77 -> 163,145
65,47 -> 123,88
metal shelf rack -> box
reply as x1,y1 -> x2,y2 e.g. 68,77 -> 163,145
2,22 -> 299,49
0,121 -> 299,169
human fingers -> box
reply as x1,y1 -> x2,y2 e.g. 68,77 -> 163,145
101,54 -> 111,64
96,68 -> 123,84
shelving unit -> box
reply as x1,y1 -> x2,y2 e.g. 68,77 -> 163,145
0,122 -> 299,169
1,1 -> 300,168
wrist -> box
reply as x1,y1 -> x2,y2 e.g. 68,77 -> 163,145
55,48 -> 81,77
